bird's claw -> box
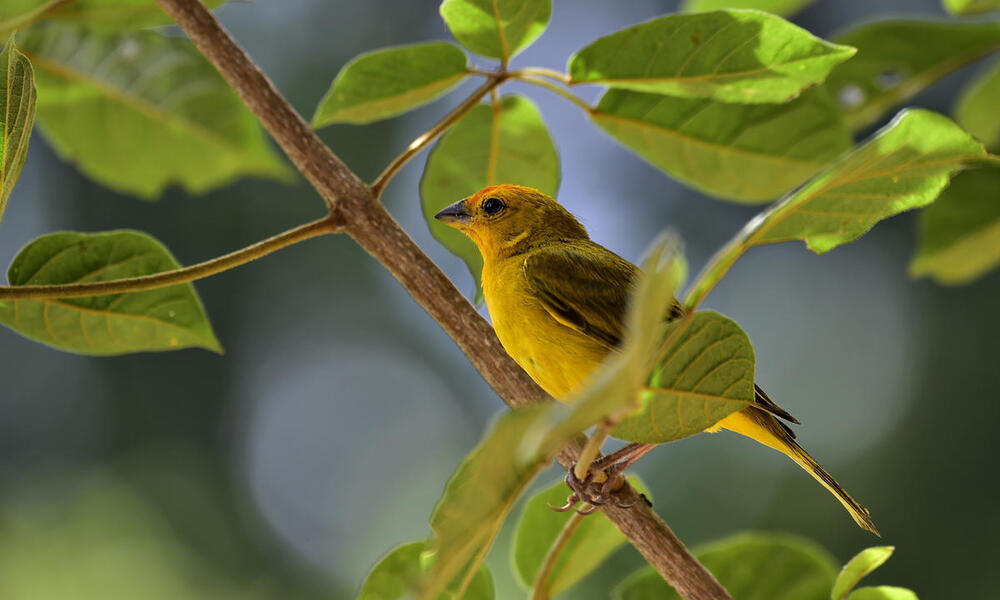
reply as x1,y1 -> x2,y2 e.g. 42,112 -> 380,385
548,462 -> 639,515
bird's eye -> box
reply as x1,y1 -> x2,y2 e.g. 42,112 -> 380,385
482,197 -> 505,216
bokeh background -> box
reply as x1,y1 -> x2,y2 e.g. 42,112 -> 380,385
1,0 -> 998,598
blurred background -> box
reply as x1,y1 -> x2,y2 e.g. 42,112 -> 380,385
1,0 -> 997,598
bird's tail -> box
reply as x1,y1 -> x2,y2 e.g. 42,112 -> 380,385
713,408 -> 880,536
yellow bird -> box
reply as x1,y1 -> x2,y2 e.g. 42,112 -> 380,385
435,184 -> 878,535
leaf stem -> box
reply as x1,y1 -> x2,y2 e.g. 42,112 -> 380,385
574,425 -> 610,482
515,66 -> 571,84
531,511 -> 586,600
0,216 -> 341,300
511,73 -> 593,113
370,74 -> 506,198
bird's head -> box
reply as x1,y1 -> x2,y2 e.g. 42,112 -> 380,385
434,184 -> 588,257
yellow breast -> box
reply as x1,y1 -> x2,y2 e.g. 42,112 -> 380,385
482,256 -> 612,401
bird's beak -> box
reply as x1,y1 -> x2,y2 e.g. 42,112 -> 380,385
434,200 -> 472,226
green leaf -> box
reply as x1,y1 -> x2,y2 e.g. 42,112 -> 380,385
512,477 -> 650,596
849,587 -> 919,600
686,109 -> 986,307
591,87 -> 852,203
942,0 -> 1000,16
612,311 -> 755,444
421,94 -> 559,300
910,167 -> 1000,284
681,0 -> 815,18
424,406 -> 551,600
0,0 -> 227,34
311,42 -> 468,127
569,11 -> 855,104
358,541 -> 494,600
956,60 -> 1000,151
825,20 -> 1000,132
831,546 -> 895,600
0,37 -> 36,225
20,25 -> 290,199
614,532 -> 838,600
439,0 -> 551,60
0,231 -> 221,355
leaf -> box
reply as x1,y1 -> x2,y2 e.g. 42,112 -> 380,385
439,0 -> 551,60
423,406 -> 552,600
955,60 -> 1000,151
311,42 -> 468,127
686,109 -> 987,307
0,230 -> 221,355
910,167 -> 1000,285
421,94 -> 559,299
568,10 -> 855,104
0,0 -> 228,34
20,25 -> 290,199
681,0 -> 815,18
825,20 -> 1000,132
0,37 -> 36,225
591,87 -> 852,203
831,546 -> 895,600
613,532 -> 838,600
942,0 -> 1000,16
358,541 -> 493,600
511,477 -> 650,597
849,587 -> 919,600
612,311 -> 755,444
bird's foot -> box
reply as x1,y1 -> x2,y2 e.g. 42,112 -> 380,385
548,443 -> 657,515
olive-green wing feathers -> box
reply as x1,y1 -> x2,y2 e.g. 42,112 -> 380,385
523,242 -> 800,427
522,242 -> 638,350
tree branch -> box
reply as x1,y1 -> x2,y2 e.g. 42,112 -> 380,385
0,216 -> 339,300
153,1 -> 731,598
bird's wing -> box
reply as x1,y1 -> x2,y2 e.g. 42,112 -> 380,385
522,242 -> 638,350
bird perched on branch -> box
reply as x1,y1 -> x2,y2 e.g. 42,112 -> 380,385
435,183 -> 877,535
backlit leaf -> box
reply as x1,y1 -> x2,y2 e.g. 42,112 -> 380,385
614,532 -> 838,600
591,87 -> 851,202
910,167 -> 1000,285
0,37 -> 35,224
311,42 -> 468,127
955,60 -> 1000,151
825,20 -> 1000,131
849,587 -> 919,600
832,546 -> 895,600
686,109 -> 986,307
421,94 -> 558,300
440,0 -> 551,60
359,541 -> 493,600
682,0 -> 815,18
0,231 -> 221,355
0,0 -> 227,35
612,311 -> 754,444
512,477 -> 649,597
20,25 -> 290,199
423,407 -> 551,600
569,11 -> 854,103
942,0 -> 1000,16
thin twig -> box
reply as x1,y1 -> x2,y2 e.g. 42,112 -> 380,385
515,66 -> 572,84
370,75 -> 506,198
0,216 -> 340,300
574,426 -> 610,482
511,73 -> 593,112
154,2 -> 732,598
531,511 -> 586,600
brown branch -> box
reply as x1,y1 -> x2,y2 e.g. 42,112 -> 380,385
153,1 -> 731,598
